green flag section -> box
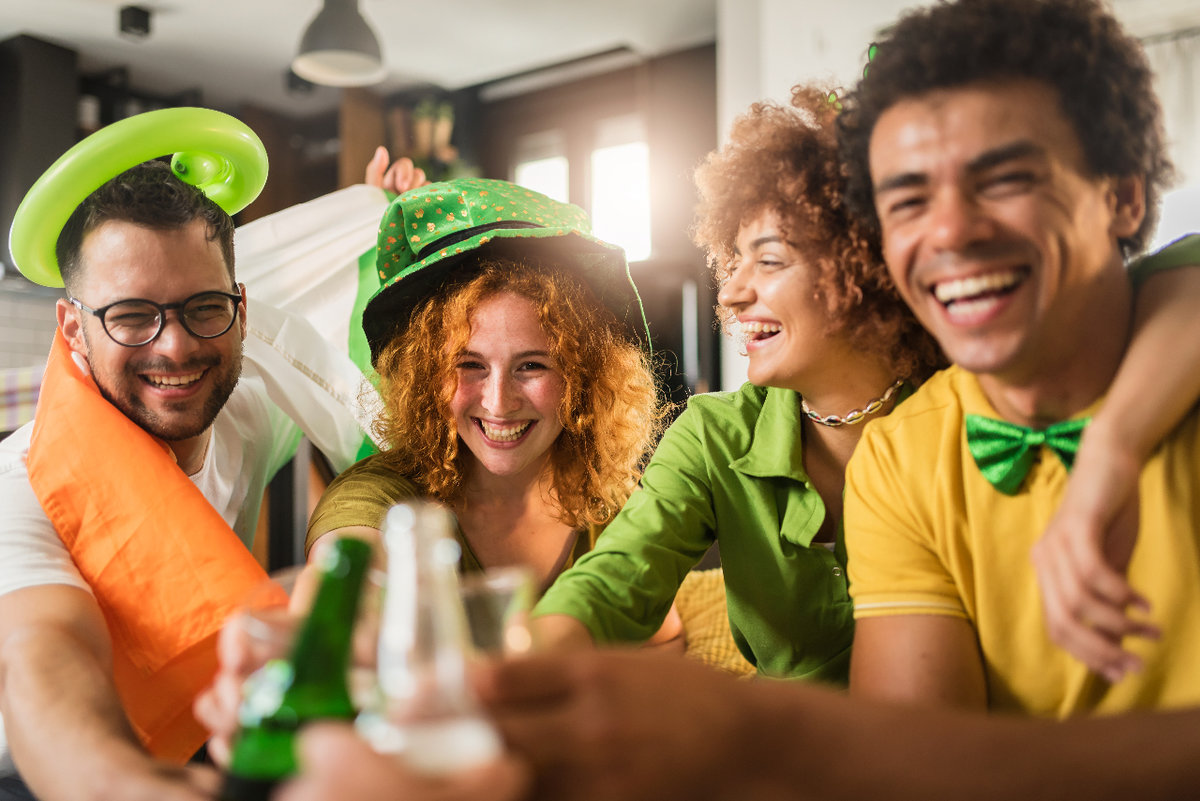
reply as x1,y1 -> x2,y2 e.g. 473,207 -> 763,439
350,247 -> 379,379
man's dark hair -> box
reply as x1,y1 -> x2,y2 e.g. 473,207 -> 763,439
56,159 -> 236,292
838,0 -> 1173,256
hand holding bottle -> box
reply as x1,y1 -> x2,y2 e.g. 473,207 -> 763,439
217,538 -> 374,800
195,567 -> 305,768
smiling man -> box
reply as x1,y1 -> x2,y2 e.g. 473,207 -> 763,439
838,0 -> 1200,717
0,161 -> 371,801
59,176 -> 245,471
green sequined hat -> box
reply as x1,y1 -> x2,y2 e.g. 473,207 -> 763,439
363,177 -> 649,363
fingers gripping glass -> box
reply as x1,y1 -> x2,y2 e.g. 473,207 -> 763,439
69,286 -> 244,347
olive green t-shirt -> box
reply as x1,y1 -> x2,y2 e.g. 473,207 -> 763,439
305,453 -> 596,579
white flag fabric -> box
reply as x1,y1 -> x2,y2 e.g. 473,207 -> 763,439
233,184 -> 391,470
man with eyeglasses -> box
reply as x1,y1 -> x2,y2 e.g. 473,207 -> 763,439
0,160 -> 373,801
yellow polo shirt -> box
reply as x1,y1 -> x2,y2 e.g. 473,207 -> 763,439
844,365 -> 1200,718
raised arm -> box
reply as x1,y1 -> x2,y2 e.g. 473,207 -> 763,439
364,146 -> 428,195
0,586 -> 214,801
1034,237 -> 1200,680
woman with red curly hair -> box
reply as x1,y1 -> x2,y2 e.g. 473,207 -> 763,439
532,85 -> 938,682
304,178 -> 672,608
196,178 -> 682,767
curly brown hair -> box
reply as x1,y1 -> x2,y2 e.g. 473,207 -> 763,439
372,258 -> 663,529
693,84 -> 942,383
838,0 -> 1173,257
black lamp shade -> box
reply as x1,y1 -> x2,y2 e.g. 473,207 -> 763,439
292,0 -> 386,87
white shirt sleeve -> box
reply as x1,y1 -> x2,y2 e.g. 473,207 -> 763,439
0,425 -> 89,597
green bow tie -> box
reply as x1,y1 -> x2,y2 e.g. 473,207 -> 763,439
964,414 -> 1090,495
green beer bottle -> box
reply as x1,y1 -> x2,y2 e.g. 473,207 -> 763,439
219,537 -> 373,801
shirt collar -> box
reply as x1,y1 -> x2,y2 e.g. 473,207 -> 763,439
729,387 -> 808,481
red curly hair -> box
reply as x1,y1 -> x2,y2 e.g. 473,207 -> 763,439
372,259 -> 663,529
693,84 -> 943,382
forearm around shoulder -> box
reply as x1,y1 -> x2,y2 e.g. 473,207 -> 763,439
1105,262 -> 1200,461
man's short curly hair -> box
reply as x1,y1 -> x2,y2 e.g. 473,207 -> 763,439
838,0 -> 1173,257
372,259 -> 664,530
57,160 -> 235,292
693,84 -> 942,383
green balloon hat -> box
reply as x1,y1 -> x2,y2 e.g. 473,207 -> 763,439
9,107 -> 268,288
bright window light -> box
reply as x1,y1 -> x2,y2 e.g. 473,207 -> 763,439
1152,184 -> 1200,251
513,129 -> 569,203
590,139 -> 651,262
514,156 -> 569,203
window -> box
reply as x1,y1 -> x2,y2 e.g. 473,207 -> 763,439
510,116 -> 653,262
589,115 -> 651,262
514,157 -> 569,204
512,130 -> 568,203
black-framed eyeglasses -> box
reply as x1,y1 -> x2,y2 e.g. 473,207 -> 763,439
69,286 -> 244,347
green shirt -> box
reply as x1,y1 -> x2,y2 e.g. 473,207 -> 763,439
535,383 -> 854,683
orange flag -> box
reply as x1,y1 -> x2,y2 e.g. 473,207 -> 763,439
27,332 -> 272,762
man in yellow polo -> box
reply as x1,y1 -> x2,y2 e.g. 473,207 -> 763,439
839,0 -> 1200,716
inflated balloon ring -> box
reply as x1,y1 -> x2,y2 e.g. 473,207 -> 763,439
9,107 -> 268,288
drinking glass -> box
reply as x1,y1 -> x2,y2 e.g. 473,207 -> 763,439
459,565 -> 536,657
357,501 -> 505,774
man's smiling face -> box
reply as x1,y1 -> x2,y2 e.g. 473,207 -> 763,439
868,79 -> 1143,385
64,218 -> 244,444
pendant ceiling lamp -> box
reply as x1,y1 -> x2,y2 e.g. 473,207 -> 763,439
291,0 -> 386,87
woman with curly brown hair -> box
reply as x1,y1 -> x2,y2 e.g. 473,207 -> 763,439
531,85 -> 937,682
303,178 -> 672,604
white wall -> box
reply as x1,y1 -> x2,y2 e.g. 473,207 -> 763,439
1144,30 -> 1200,250
0,282 -> 59,370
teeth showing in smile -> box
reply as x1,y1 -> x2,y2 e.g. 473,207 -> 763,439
478,419 -> 531,442
933,271 -> 1023,304
145,371 -> 204,388
740,321 -> 782,340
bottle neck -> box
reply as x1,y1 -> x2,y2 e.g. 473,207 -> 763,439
379,506 -> 476,710
288,539 -> 372,689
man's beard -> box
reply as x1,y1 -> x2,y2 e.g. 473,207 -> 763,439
85,331 -> 243,442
